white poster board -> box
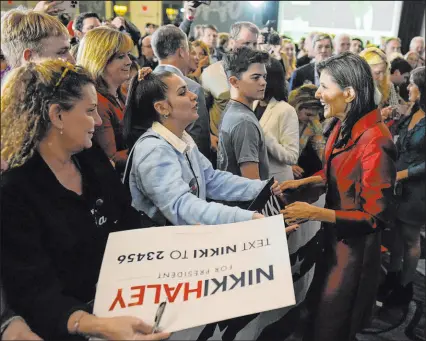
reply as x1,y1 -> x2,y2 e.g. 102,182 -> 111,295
94,215 -> 295,333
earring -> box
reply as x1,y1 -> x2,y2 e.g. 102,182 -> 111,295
162,113 -> 170,119
60,127 -> 63,135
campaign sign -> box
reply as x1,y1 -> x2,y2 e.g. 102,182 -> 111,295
93,215 -> 295,333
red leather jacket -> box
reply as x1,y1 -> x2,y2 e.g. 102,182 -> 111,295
318,109 -> 397,239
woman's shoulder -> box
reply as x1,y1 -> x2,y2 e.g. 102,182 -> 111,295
1,164 -> 29,192
271,99 -> 297,117
133,131 -> 176,161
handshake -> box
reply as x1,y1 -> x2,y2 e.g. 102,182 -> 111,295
252,178 -> 326,234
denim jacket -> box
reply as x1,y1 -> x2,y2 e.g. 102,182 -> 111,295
129,122 -> 265,226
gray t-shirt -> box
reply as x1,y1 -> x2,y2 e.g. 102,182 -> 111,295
217,100 -> 270,180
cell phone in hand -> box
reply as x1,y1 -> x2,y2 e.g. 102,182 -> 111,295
51,1 -> 79,16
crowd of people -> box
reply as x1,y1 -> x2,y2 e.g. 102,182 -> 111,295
0,1 -> 424,340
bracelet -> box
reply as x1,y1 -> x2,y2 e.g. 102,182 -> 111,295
70,311 -> 87,335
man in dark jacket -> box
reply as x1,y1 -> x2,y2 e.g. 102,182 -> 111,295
290,33 -> 333,91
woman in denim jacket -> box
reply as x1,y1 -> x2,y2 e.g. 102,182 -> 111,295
123,70 -> 291,227
378,66 -> 425,306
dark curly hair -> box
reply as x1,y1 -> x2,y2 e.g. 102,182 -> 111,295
222,46 -> 270,79
1,59 -> 94,168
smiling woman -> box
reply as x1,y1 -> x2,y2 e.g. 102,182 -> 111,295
281,52 -> 397,341
77,27 -> 134,173
123,70 -> 287,227
0,59 -> 169,341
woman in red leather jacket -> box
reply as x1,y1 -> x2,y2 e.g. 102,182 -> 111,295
280,52 -> 397,341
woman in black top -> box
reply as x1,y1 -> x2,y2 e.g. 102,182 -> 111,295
1,60 -> 169,341
378,66 -> 426,306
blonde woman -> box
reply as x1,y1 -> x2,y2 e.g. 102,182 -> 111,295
77,27 -> 133,172
1,59 -> 168,340
218,32 -> 230,54
281,39 -> 297,80
360,47 -> 402,120
188,40 -> 210,82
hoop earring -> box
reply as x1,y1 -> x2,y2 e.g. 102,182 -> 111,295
162,113 -> 170,120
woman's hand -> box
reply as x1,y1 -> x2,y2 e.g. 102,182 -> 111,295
279,179 -> 304,192
380,106 -> 393,121
99,316 -> 170,341
33,1 -> 64,15
2,318 -> 43,340
210,134 -> 218,151
270,180 -> 282,196
199,55 -> 210,68
252,213 -> 300,234
252,213 -> 264,220
281,201 -> 318,225
291,165 -> 304,179
285,224 -> 300,234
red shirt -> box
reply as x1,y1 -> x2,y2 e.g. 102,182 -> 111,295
94,92 -> 128,169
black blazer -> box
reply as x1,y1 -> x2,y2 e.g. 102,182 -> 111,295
289,62 -> 316,91
1,145 -> 154,339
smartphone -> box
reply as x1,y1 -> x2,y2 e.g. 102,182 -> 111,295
51,1 -> 79,16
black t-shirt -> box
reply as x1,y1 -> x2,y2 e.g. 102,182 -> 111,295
1,145 -> 154,340
254,103 -> 267,121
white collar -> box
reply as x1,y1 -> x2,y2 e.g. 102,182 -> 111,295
158,64 -> 185,78
152,122 -> 192,154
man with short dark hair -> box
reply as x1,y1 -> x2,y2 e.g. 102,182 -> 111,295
350,37 -> 364,54
217,47 -> 270,180
390,57 -> 412,101
73,12 -> 101,41
289,33 -> 333,90
201,24 -> 223,63
151,24 -> 211,160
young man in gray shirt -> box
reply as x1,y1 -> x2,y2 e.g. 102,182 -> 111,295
217,46 -> 271,180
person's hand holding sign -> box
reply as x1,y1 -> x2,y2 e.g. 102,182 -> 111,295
270,180 -> 282,196
67,311 -> 170,340
99,316 -> 170,340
